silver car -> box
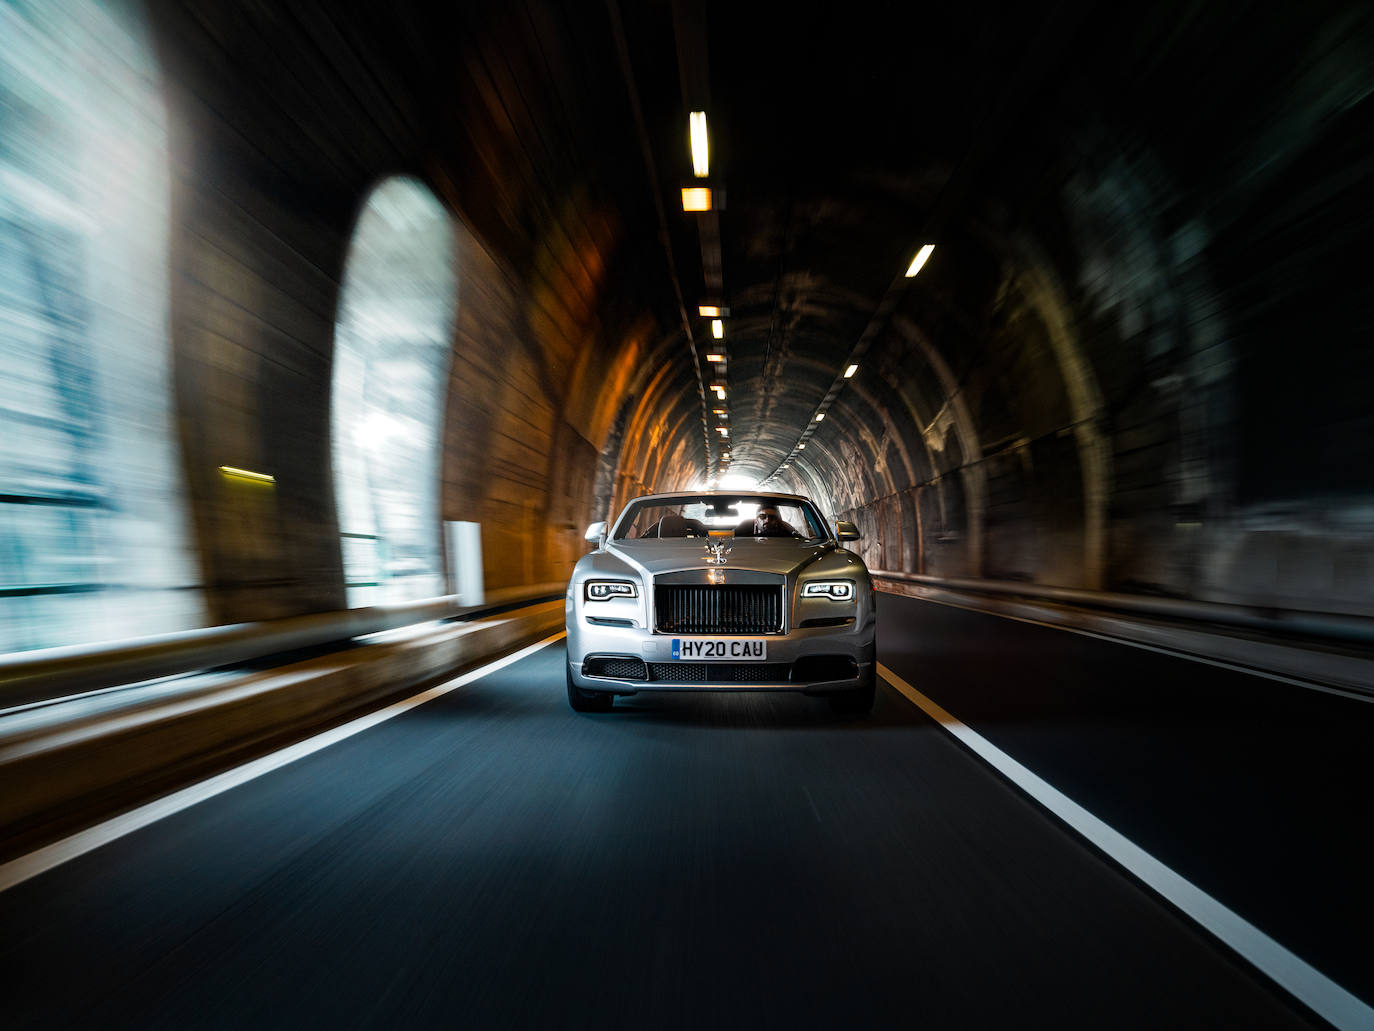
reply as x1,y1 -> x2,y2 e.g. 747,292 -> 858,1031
565,491 -> 876,713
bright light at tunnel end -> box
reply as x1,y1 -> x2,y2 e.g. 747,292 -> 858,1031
717,472 -> 757,490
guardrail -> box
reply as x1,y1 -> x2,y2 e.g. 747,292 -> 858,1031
0,583 -> 567,709
870,571 -> 1374,648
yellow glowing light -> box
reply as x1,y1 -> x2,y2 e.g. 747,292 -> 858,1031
711,319 -> 723,339
690,111 -> 709,178
718,427 -> 729,436
698,305 -> 722,317
706,353 -> 725,363
797,443 -> 806,449
712,385 -> 726,399
905,243 -> 935,278
681,187 -> 713,212
713,408 -> 727,416
219,465 -> 275,484
815,413 -> 825,422
722,452 -> 731,460
844,364 -> 858,378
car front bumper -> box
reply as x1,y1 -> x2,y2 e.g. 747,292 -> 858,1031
566,617 -> 876,696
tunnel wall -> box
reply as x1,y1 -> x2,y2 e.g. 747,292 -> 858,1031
801,8 -> 1374,619
141,3 -> 705,624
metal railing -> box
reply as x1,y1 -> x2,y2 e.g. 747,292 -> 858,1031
870,571 -> 1374,648
0,583 -> 566,709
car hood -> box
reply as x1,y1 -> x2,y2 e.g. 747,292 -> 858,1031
602,538 -> 844,580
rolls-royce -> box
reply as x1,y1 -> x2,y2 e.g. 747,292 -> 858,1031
565,491 -> 876,713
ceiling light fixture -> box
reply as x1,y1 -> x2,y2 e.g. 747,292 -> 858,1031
844,364 -> 858,378
689,111 -> 709,178
815,413 -> 825,422
681,187 -> 712,212
706,353 -> 725,363
905,243 -> 935,278
712,385 -> 726,399
711,319 -> 723,339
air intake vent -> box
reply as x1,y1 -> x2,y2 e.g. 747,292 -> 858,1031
654,585 -> 783,634
648,662 -> 792,683
583,655 -> 648,680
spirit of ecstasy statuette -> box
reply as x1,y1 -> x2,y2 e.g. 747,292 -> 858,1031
703,541 -> 731,565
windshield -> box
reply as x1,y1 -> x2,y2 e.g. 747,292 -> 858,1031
613,496 -> 830,542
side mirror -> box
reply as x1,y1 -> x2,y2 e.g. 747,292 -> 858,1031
584,521 -> 607,544
836,520 -> 861,542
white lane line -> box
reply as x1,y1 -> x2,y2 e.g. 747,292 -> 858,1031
878,662 -> 1374,1031
0,632 -> 567,895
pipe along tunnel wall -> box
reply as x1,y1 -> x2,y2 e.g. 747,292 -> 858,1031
0,2 -> 1371,654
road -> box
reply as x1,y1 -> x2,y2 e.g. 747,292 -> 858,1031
4,593 -> 1367,1028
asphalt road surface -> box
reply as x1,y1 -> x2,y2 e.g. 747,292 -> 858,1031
4,593 -> 1366,1028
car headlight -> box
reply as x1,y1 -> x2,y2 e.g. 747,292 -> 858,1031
801,580 -> 855,601
585,580 -> 638,601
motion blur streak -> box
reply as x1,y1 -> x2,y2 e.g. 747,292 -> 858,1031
0,632 -> 566,894
0,0 -> 201,652
877,662 -> 1374,1031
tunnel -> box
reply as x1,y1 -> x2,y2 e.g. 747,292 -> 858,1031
1,1 -> 1372,1027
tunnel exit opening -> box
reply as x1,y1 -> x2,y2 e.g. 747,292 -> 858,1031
331,177 -> 456,607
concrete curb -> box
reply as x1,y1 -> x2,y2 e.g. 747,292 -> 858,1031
0,602 -> 565,848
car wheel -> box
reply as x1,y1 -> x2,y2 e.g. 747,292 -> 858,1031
567,667 -> 614,713
828,668 -> 875,715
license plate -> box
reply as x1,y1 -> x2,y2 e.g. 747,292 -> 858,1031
671,638 -> 767,660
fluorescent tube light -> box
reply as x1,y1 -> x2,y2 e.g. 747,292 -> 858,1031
689,111 -> 709,178
905,243 -> 935,278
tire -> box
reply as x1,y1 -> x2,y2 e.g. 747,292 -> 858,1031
828,668 -> 875,715
567,666 -> 614,713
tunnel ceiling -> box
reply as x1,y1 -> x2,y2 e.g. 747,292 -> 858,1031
593,0 -> 1374,520
613,1 -> 1100,488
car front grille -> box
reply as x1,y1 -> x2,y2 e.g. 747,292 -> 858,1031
583,656 -> 648,680
654,585 -> 783,634
647,662 -> 793,683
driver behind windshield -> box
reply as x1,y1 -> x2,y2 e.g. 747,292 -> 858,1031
752,504 -> 798,537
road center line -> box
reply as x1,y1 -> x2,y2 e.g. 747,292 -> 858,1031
877,662 -> 1373,1031
0,632 -> 567,895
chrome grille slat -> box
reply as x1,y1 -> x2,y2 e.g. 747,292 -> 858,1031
654,585 -> 783,634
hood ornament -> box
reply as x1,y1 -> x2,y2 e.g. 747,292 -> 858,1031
703,541 -> 732,565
